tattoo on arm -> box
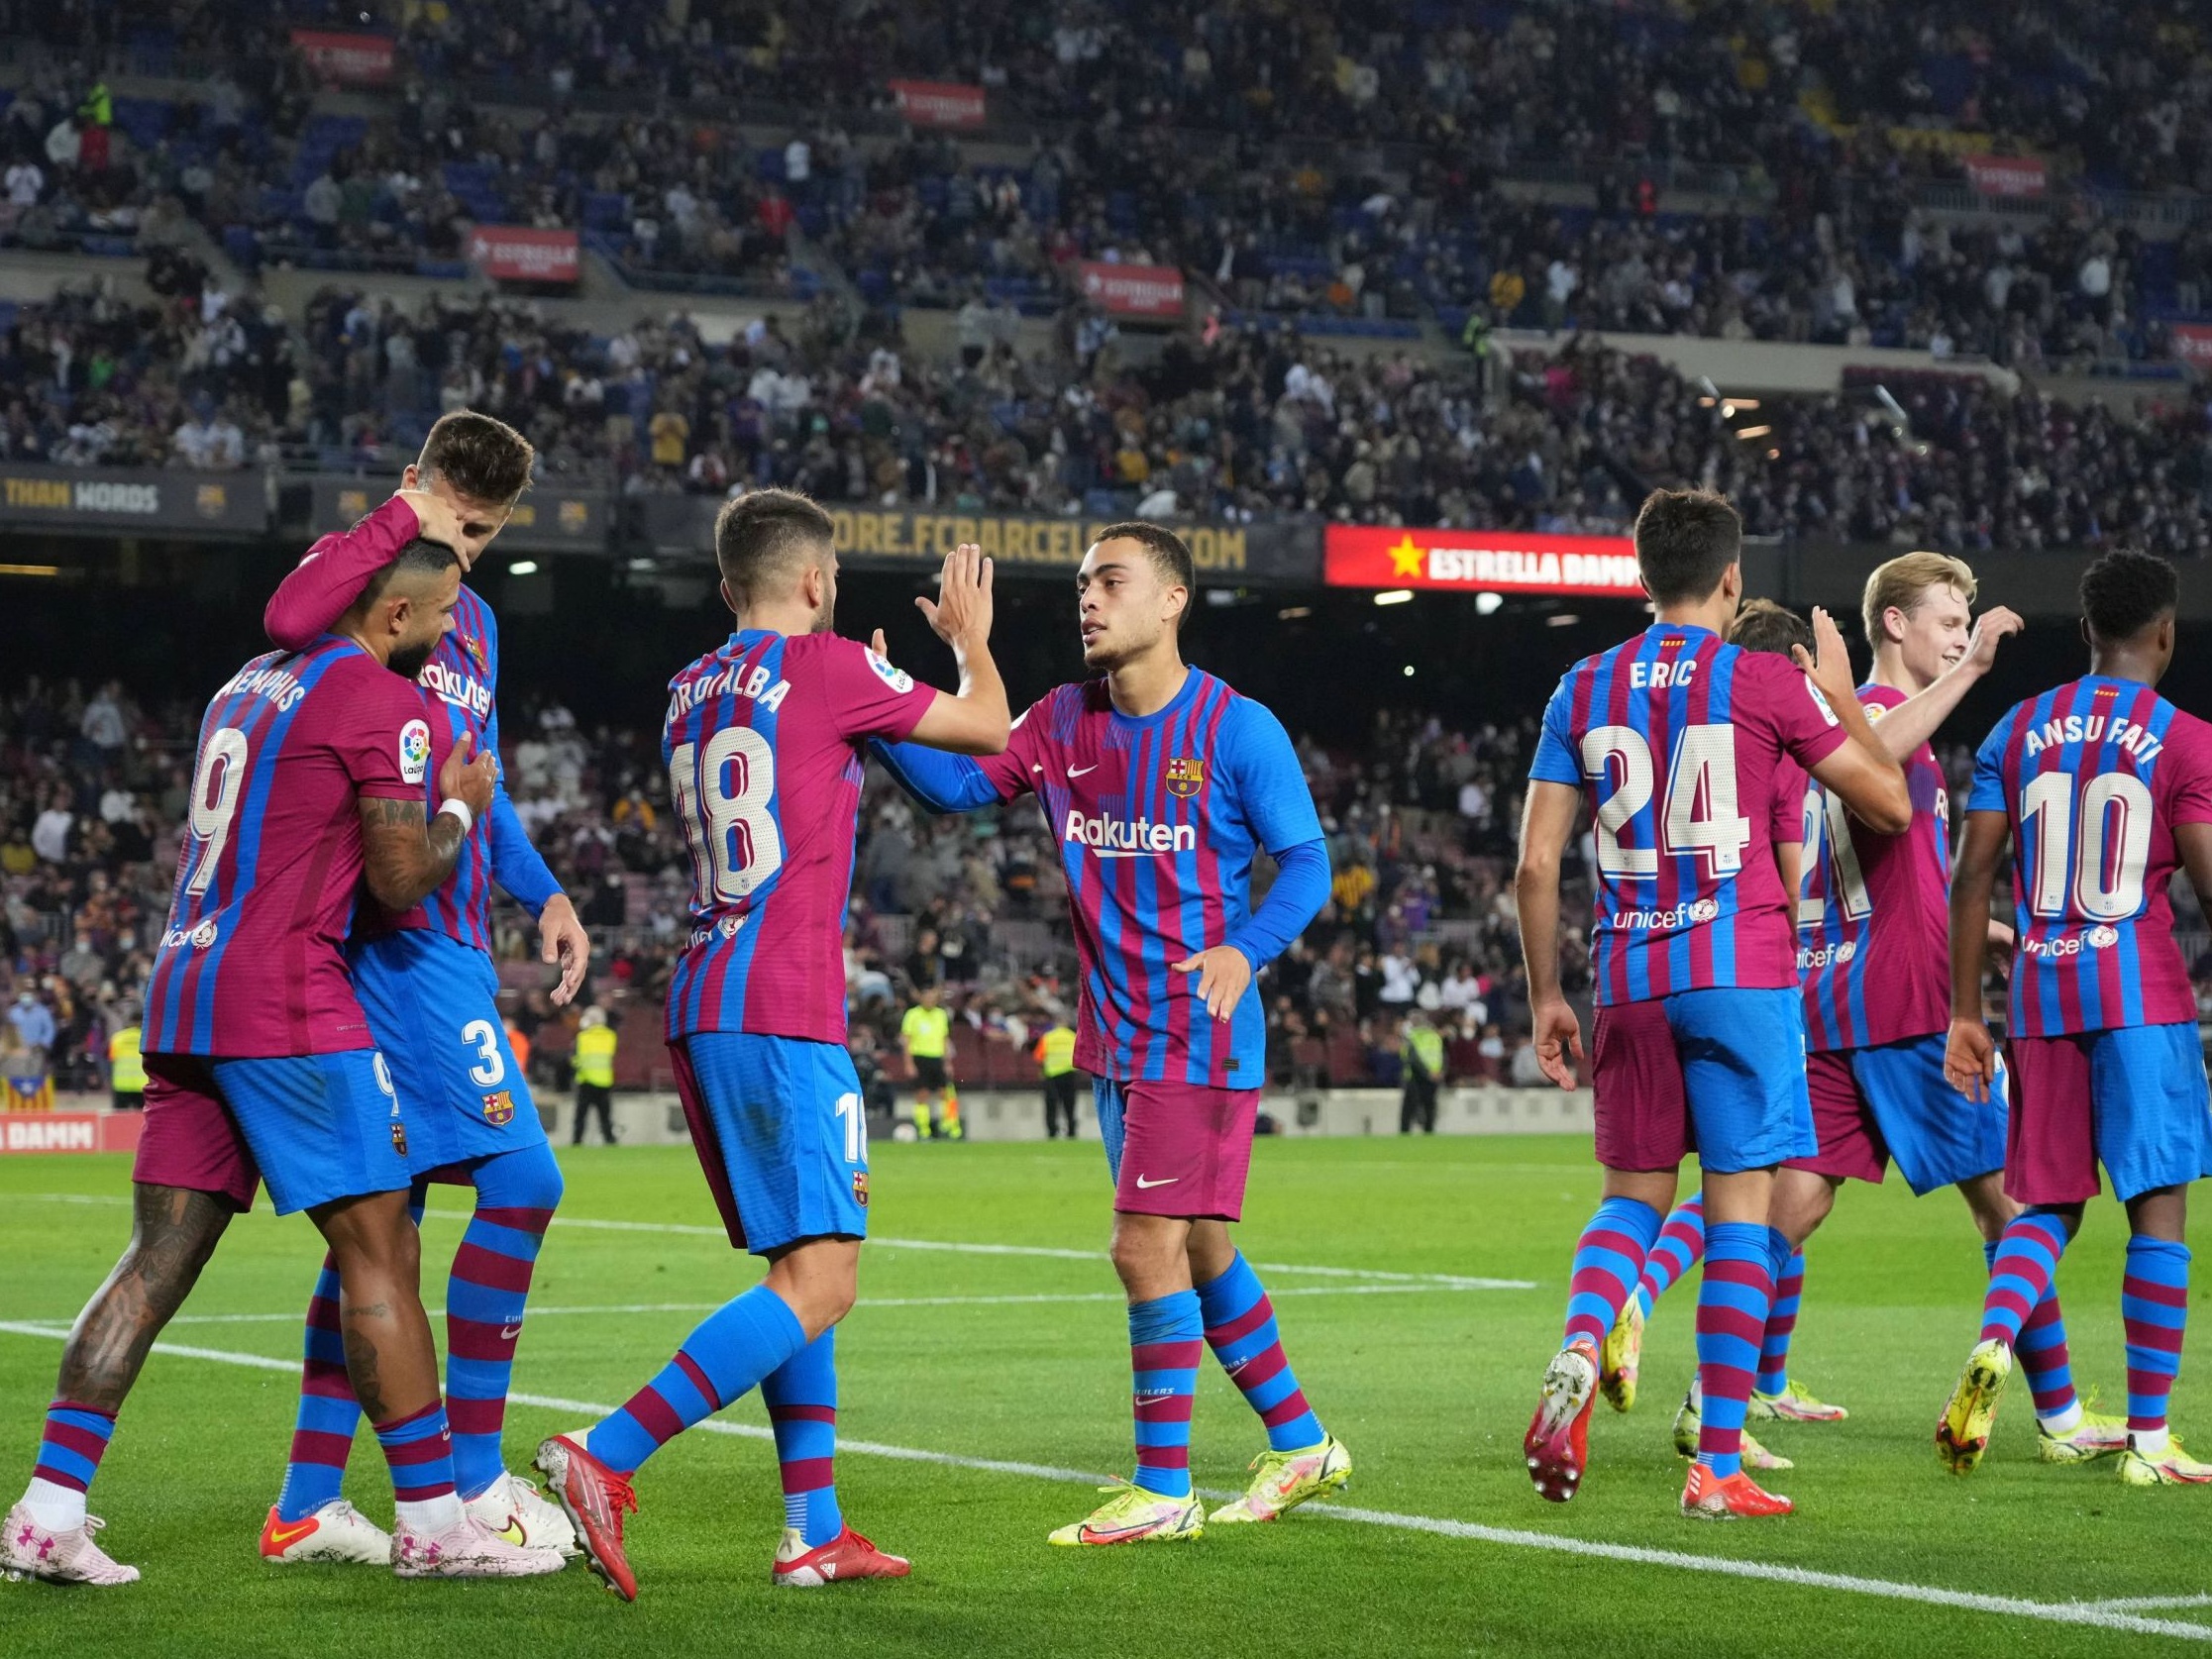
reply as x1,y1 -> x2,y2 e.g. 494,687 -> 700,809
54,1185 -> 233,1412
358,795 -> 464,910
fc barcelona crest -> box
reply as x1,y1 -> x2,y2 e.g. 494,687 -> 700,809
1166,757 -> 1206,799
482,1090 -> 515,1126
463,634 -> 488,673
853,1171 -> 870,1207
390,1121 -> 409,1157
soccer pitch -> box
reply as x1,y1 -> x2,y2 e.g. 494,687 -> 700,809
3,1136 -> 2208,1657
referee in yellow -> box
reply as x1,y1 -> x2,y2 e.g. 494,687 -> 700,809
1033,1020 -> 1079,1138
900,983 -> 961,1140
107,1015 -> 147,1112
572,1005 -> 618,1145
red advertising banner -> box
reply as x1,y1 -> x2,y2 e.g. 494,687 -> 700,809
2173,324 -> 2212,370
0,1112 -> 142,1155
288,29 -> 397,86
1962,154 -> 2047,198
1325,527 -> 1644,596
1077,260 -> 1185,319
467,226 -> 580,285
889,79 -> 988,129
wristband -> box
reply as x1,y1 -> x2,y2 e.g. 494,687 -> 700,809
436,798 -> 474,837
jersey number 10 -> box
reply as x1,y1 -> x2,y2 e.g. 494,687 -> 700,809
2020,771 -> 2152,921
670,730 -> 786,905
1580,723 -> 1751,880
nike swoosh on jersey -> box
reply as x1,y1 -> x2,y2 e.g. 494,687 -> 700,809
1068,764 -> 1099,777
1134,1175 -> 1178,1189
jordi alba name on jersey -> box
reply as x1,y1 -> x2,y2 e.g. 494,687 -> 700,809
1531,624 -> 1848,1005
1971,675 -> 2212,1037
665,629 -> 931,1045
1797,683 -> 1952,1051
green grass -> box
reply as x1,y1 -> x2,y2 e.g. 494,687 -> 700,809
2,1136 -> 2208,1657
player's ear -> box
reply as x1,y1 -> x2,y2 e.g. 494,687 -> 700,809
401,462 -> 420,489
718,576 -> 737,618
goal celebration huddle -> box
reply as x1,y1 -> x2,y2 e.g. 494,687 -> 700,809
4,413 -> 2205,1600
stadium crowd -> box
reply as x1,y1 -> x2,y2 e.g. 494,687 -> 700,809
4,2 -> 2209,362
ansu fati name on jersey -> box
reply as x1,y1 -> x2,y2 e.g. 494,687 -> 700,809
2020,711 -> 2164,764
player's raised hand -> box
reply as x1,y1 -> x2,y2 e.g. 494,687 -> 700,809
1790,606 -> 1857,708
395,488 -> 473,569
918,542 -> 995,648
1960,605 -> 2025,677
871,628 -> 890,660
440,729 -> 498,821
1530,995 -> 1584,1090
539,890 -> 591,1005
1172,945 -> 1252,1021
1944,1016 -> 1998,1103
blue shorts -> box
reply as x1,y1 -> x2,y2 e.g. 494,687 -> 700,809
1796,1035 -> 2009,1196
350,929 -> 543,1177
2008,1023 -> 2212,1204
1590,986 -> 1817,1176
209,1049 -> 412,1215
673,1032 -> 870,1256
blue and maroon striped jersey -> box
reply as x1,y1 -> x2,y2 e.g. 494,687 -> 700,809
265,495 -> 564,952
144,639 -> 433,1057
1530,623 -> 1849,1005
957,671 -> 1320,1088
1969,675 -> 2212,1036
665,630 -> 932,1043
1796,683 -> 1952,1051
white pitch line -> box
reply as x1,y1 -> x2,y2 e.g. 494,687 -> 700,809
5,1192 -> 1536,1292
0,1321 -> 2206,1644
2082,1596 -> 2212,1613
47,1281 -> 1485,1329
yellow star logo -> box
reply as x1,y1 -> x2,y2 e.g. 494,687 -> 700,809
1387,534 -> 1425,579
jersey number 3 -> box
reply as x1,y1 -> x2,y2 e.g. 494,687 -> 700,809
1580,724 -> 1750,879
671,729 -> 786,903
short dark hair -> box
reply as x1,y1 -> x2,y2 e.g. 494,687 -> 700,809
1727,597 -> 1812,658
715,488 -> 836,609
360,536 -> 460,605
2080,548 -> 2178,643
1090,521 -> 1194,624
419,410 -> 535,504
1633,488 -> 1741,606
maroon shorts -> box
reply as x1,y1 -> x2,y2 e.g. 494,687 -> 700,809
1790,1048 -> 1890,1186
1590,1000 -> 1691,1173
1097,1078 -> 1259,1221
132,1054 -> 260,1211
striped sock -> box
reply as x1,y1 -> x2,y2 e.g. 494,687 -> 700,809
276,1256 -> 357,1522
587,1284 -> 808,1476
1198,1253 -> 1324,1452
373,1400 -> 462,1534
1695,1221 -> 1774,1481
1980,1211 -> 2072,1348
24,1400 -> 116,1530
1563,1196 -> 1663,1351
1633,1196 -> 1706,1320
445,1146 -> 561,1500
1755,1231 -> 1804,1397
1129,1290 -> 1204,1499
2123,1237 -> 2191,1446
1984,1238 -> 2080,1427
762,1329 -> 843,1548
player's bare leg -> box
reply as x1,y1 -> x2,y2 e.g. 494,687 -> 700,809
5,1186 -> 232,1585
1528,1168 -> 1676,1503
1184,1221 -> 1350,1524
311,1192 -> 561,1578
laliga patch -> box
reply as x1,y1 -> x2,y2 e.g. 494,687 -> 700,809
865,649 -> 914,695
481,1089 -> 515,1126
853,1170 -> 870,1207
1805,681 -> 1840,727
398,719 -> 431,783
